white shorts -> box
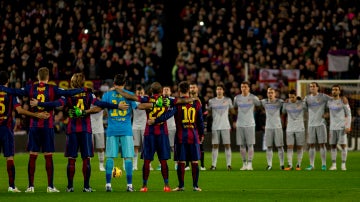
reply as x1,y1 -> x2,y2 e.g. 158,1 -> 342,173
92,133 -> 105,149
265,128 -> 284,147
286,131 -> 305,146
212,129 -> 231,145
168,129 -> 176,147
236,126 -> 255,146
133,129 -> 144,147
308,125 -> 327,144
329,130 -> 347,145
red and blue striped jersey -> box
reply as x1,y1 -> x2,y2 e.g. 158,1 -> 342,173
154,98 -> 204,144
0,91 -> 21,129
38,92 -> 118,134
0,83 -> 84,129
138,94 -> 178,136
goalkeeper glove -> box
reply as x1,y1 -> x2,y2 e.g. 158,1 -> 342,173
155,96 -> 163,107
68,106 -> 86,118
155,96 -> 171,107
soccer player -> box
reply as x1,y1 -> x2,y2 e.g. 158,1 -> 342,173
260,87 -> 285,170
132,86 -> 147,171
30,73 -> 123,192
304,82 -> 331,171
90,91 -> 106,171
208,84 -> 236,171
0,71 -> 49,193
282,90 -> 306,170
0,67 -> 89,193
102,74 -> 152,192
149,81 -> 204,191
162,86 -> 177,170
327,85 -> 351,171
189,82 -> 206,170
233,81 -> 261,171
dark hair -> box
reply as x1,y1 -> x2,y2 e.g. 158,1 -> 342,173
241,81 -> 251,87
0,71 -> 9,85
178,81 -> 190,94
150,82 -> 162,94
332,84 -> 342,96
136,86 -> 144,91
216,83 -> 225,90
114,74 -> 126,86
289,89 -> 296,95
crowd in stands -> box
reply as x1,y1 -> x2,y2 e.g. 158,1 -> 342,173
0,0 -> 359,136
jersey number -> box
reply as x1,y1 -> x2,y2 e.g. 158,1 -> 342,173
181,106 -> 196,123
149,107 -> 165,119
0,97 -> 5,115
76,99 -> 85,110
37,94 -> 45,110
110,100 -> 126,116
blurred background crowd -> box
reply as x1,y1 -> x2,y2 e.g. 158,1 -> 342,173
0,0 -> 359,139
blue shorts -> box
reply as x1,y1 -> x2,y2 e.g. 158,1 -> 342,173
0,126 -> 14,157
174,143 -> 201,162
65,132 -> 94,158
106,136 -> 134,158
142,134 -> 171,161
27,127 -> 55,153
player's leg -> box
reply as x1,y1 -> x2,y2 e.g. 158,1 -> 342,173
105,136 -> 119,192
265,129 -> 274,170
317,125 -> 328,170
157,134 -> 171,189
2,128 -> 20,192
140,135 -> 155,191
120,135 -> 135,192
222,130 -> 232,170
245,127 -> 256,170
80,132 -> 94,192
295,131 -> 305,170
65,132 -> 78,191
93,133 -> 105,171
306,127 -> 316,170
43,128 -> 58,192
26,128 -> 39,192
174,143 -> 185,191
211,130 -> 220,170
190,143 -> 201,191
285,132 -> 295,170
237,127 -> 247,170
274,128 -> 285,170
339,131 -> 348,170
132,129 -> 141,170
329,130 -> 338,170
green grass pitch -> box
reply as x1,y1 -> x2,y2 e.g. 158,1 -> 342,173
0,151 -> 359,201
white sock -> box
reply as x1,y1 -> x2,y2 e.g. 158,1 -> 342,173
341,147 -> 347,164
240,146 -> 247,165
248,145 -> 254,163
320,146 -> 327,166
212,147 -> 219,167
278,147 -> 284,166
331,148 -> 337,164
309,147 -> 315,167
133,153 -> 138,168
98,151 -> 104,164
287,148 -> 293,167
225,147 -> 232,166
297,148 -> 303,167
266,148 -> 273,166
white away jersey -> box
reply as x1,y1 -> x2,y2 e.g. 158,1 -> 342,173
208,96 -> 233,130
261,98 -> 284,129
132,102 -> 147,130
327,98 -> 352,130
233,93 -> 260,127
304,93 -> 330,127
282,100 -> 306,132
